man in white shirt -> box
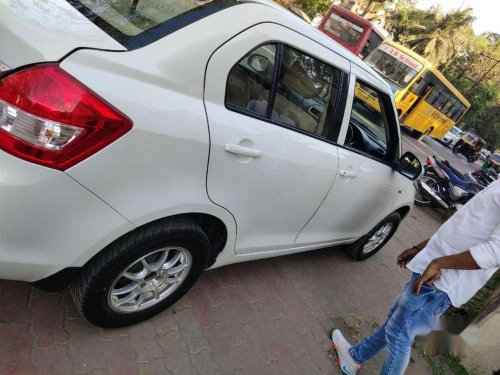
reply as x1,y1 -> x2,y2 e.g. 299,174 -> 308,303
332,179 -> 500,375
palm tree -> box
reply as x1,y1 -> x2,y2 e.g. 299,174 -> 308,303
404,7 -> 475,68
361,0 -> 386,16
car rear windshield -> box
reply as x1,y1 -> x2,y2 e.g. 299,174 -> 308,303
66,0 -> 236,49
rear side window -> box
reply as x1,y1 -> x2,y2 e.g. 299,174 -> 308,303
226,44 -> 277,117
67,0 -> 236,49
226,44 -> 344,139
272,46 -> 341,137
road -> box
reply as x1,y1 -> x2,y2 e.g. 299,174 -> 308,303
401,128 -> 480,175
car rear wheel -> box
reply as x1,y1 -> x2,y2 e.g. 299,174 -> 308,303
344,212 -> 401,261
71,218 -> 209,327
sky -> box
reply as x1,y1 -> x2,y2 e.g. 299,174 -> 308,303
416,0 -> 500,34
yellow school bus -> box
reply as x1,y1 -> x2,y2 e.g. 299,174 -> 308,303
364,40 -> 470,139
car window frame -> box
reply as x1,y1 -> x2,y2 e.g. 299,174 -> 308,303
224,41 -> 349,145
342,78 -> 400,166
66,0 -> 237,50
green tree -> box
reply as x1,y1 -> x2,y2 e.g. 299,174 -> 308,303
295,0 -> 331,17
386,5 -> 476,68
447,40 -> 500,148
360,0 -> 386,16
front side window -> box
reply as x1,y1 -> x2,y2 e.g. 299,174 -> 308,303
347,81 -> 395,162
226,44 -> 343,139
322,12 -> 365,46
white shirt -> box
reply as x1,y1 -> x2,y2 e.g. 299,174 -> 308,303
407,179 -> 500,307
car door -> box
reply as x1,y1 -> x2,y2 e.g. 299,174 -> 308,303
296,64 -> 403,245
204,23 -> 350,255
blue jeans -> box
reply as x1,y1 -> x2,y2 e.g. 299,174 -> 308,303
349,273 -> 452,375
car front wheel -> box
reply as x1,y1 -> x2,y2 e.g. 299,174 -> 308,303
344,212 -> 401,261
71,218 -> 209,327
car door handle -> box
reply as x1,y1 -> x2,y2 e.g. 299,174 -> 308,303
224,144 -> 263,158
339,169 -> 357,178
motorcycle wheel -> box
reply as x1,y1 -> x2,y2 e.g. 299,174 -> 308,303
467,156 -> 478,163
414,175 -> 439,207
452,142 -> 462,155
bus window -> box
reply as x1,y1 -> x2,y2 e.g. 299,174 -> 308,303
427,86 -> 441,105
410,77 -> 429,96
360,31 -> 384,59
323,12 -> 365,46
365,43 -> 423,89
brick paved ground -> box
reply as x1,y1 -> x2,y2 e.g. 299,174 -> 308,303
0,206 -> 444,375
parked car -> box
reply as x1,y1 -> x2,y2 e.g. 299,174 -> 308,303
440,126 -> 464,148
0,0 -> 421,327
479,147 -> 491,161
492,151 -> 500,168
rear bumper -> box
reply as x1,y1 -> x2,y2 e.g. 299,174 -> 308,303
0,150 -> 134,282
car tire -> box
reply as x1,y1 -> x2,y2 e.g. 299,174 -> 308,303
344,212 -> 401,261
71,218 -> 209,327
411,129 -> 422,139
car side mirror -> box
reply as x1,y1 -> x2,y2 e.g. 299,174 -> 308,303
394,151 -> 422,181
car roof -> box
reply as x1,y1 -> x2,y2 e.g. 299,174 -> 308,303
239,0 -> 392,93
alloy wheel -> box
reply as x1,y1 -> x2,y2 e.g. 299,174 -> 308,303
108,247 -> 192,313
362,223 -> 393,254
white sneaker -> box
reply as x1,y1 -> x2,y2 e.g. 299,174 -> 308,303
331,329 -> 360,375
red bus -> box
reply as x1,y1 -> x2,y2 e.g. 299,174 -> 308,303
318,5 -> 386,59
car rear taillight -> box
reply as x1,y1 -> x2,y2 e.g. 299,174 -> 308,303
426,156 -> 432,166
0,63 -> 132,170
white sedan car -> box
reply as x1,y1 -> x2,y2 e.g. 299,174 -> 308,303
0,0 -> 421,327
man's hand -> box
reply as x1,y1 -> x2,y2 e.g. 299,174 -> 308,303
412,260 -> 442,295
397,247 -> 420,269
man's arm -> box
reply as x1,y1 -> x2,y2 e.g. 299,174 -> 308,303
414,223 -> 500,294
469,223 -> 500,270
397,239 -> 429,268
413,250 -> 480,295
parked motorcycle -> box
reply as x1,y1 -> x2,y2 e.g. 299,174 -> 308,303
414,155 -> 484,211
465,168 -> 497,187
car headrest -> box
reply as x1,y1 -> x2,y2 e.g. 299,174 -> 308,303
282,63 -> 318,99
